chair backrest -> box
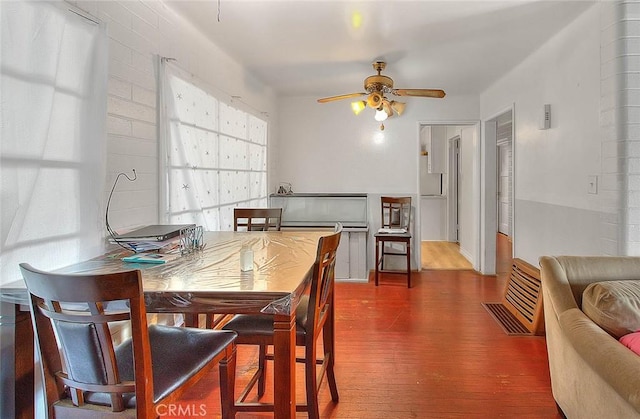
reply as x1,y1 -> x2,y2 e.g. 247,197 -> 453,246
234,207 -> 283,231
19,263 -> 155,416
306,224 -> 342,340
380,196 -> 411,229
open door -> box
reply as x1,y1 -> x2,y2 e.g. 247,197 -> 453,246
497,142 -> 511,236
448,135 -> 460,242
486,108 -> 514,275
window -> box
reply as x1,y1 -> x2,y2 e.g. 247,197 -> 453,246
159,60 -> 268,231
0,2 -> 107,285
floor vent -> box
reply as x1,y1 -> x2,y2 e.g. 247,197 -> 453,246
502,258 -> 545,335
482,302 -> 530,336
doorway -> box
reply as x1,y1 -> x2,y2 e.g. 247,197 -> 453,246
497,142 -> 512,236
485,108 -> 514,274
496,111 -> 513,239
419,123 -> 476,270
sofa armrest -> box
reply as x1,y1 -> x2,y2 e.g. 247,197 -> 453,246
560,307 -> 640,412
540,256 -> 579,315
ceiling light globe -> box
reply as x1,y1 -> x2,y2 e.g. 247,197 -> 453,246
390,101 -> 406,116
351,100 -> 366,115
367,92 -> 382,108
375,109 -> 388,122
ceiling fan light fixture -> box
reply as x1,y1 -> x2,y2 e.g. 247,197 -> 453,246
374,108 -> 388,122
315,61 -> 445,130
390,100 -> 406,116
367,92 -> 383,109
382,100 -> 393,118
351,100 -> 366,115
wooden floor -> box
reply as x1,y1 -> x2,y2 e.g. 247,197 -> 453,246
178,234 -> 561,418
421,241 -> 474,270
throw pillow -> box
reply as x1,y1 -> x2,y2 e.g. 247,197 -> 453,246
582,280 -> 640,339
620,331 -> 640,356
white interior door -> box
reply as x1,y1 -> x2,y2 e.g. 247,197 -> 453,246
497,143 -> 511,236
448,135 -> 460,242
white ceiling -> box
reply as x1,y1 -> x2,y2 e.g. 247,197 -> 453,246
165,0 -> 594,98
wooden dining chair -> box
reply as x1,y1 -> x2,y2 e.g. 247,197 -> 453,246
19,263 -> 237,419
187,206 -> 284,329
374,196 -> 413,287
186,207 -> 286,330
222,224 -> 342,419
234,208 -> 282,231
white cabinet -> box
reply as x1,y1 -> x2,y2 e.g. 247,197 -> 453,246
429,126 -> 446,173
336,235 -> 350,278
420,125 -> 446,173
420,196 -> 447,240
270,193 -> 368,281
336,230 -> 368,281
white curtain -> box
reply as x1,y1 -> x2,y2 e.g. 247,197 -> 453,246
0,2 -> 108,285
159,59 -> 268,231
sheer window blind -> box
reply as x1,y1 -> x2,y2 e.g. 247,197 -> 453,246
0,2 -> 107,285
159,60 -> 268,231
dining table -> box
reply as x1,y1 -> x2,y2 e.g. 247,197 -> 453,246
0,229 -> 330,419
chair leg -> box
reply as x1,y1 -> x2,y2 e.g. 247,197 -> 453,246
406,240 -> 411,288
257,344 -> 267,398
375,239 -> 380,286
305,342 -> 319,419
219,344 -> 237,419
323,313 -> 339,402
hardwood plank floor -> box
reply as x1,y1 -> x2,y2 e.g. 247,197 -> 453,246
421,241 -> 474,270
177,234 -> 560,418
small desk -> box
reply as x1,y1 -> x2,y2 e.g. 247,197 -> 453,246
1,230 -> 328,419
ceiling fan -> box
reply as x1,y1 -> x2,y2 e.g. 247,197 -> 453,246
317,61 -> 446,130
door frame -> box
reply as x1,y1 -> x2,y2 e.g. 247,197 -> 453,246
416,120 -> 481,271
481,105 -> 515,275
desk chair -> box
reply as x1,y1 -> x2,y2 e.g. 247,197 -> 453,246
222,224 -> 342,419
234,208 -> 282,231
374,196 -> 412,287
19,264 -> 237,419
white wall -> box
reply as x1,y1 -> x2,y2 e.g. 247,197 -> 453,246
480,3 -> 603,266
458,126 -> 478,265
601,1 -> 640,256
277,95 -> 479,193
277,94 -> 479,269
72,0 -> 278,233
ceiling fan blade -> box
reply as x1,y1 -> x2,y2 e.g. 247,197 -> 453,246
317,92 -> 366,103
393,89 -> 446,98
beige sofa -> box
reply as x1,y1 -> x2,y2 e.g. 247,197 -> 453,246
540,256 -> 640,418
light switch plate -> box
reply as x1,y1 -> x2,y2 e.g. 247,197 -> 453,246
588,175 -> 598,194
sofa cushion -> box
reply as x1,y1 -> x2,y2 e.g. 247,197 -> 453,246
620,331 -> 640,356
582,280 -> 640,339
